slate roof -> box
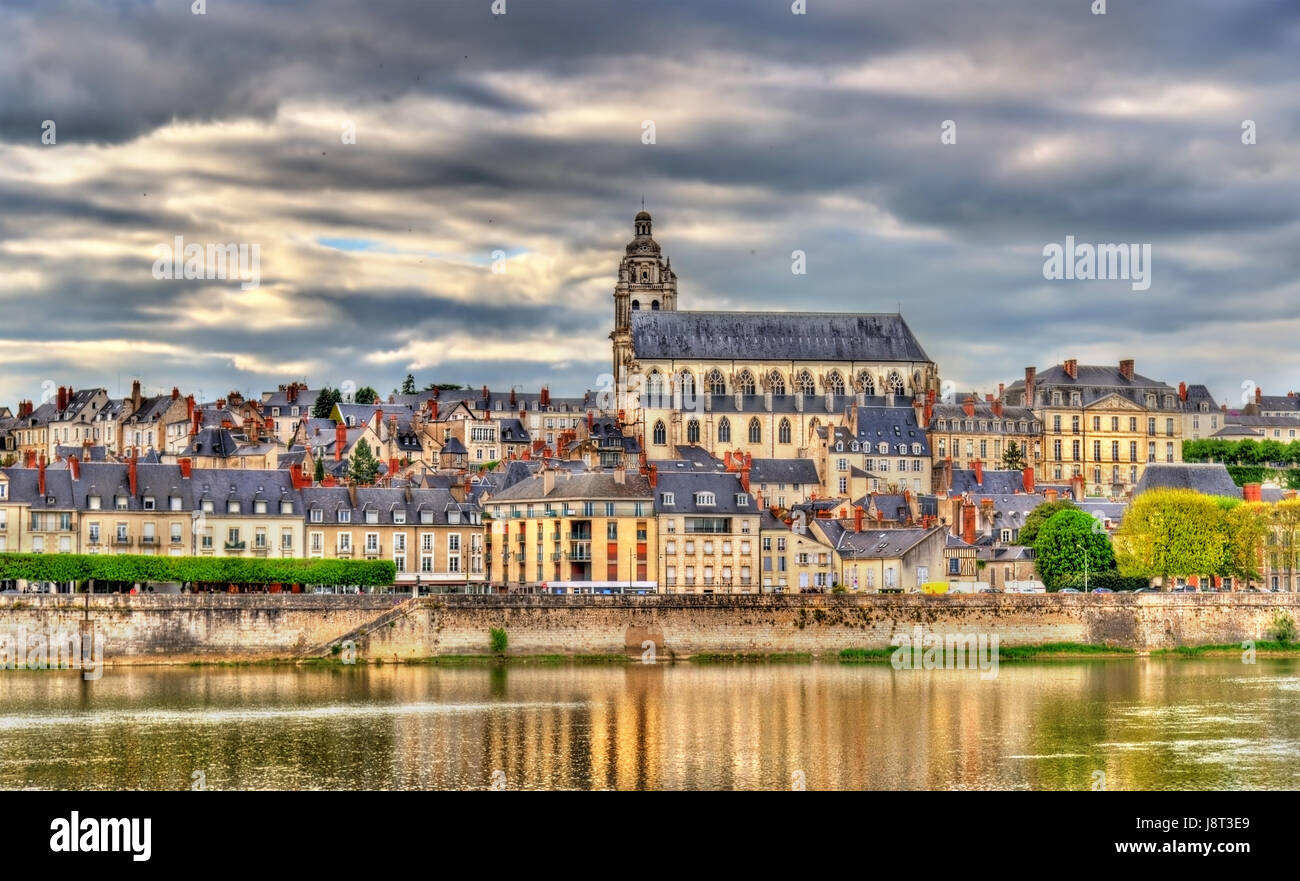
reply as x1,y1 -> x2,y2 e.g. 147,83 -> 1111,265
486,471 -> 653,503
1005,364 -> 1179,409
835,406 -> 930,454
300,486 -> 478,526
652,472 -> 756,514
948,468 -> 1027,496
181,428 -> 241,458
1134,463 -> 1242,498
815,522 -> 941,559
123,395 -> 176,425
630,311 -> 932,363
55,445 -> 109,462
750,458 -> 820,486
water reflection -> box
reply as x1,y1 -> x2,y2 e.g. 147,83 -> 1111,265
0,659 -> 1296,790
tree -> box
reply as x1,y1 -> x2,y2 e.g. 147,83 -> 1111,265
1017,499 -> 1078,546
1219,499 -> 1269,584
354,386 -> 379,405
1268,499 -> 1300,591
1001,441 -> 1027,471
401,374 -> 417,395
313,456 -> 325,483
1114,489 -> 1227,589
349,438 -> 379,485
312,387 -> 342,419
423,382 -> 463,392
1033,509 -> 1116,590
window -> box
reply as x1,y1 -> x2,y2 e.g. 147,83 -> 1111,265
695,492 -> 716,506
653,420 -> 666,445
718,417 -> 731,443
796,371 -> 815,395
858,372 -> 875,395
143,496 -> 155,511
686,419 -> 700,444
827,372 -> 844,394
706,369 -> 726,396
748,418 -> 762,444
310,509 -> 323,523
661,492 -> 675,506
778,419 -> 791,444
737,371 -> 756,395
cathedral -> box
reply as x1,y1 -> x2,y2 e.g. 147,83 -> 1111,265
610,210 -> 942,459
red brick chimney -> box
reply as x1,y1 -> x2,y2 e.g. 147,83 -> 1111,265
128,449 -> 139,497
57,386 -> 68,413
1044,488 -> 1058,502
724,450 -> 735,471
539,386 -> 550,407
24,449 -> 36,468
1178,381 -> 1187,402
335,423 -> 346,461
179,457 -> 192,479
216,397 -> 226,411
992,399 -> 1003,417
1119,359 -> 1134,381
1244,483 -> 1263,503
1256,386 -> 1262,404
481,385 -> 489,401
389,457 -> 399,479
171,386 -> 180,401
1024,367 -> 1036,406
648,463 -> 658,488
962,503 -> 976,545
586,410 -> 595,432
973,458 -> 983,486
924,388 -> 935,425
739,462 -> 751,493
69,455 -> 80,481
430,399 -> 439,420
131,379 -> 142,409
191,407 -> 202,437
1063,359 -> 1078,380
372,408 -> 383,430
1023,466 -> 1035,494
962,396 -> 976,418
37,453 -> 46,496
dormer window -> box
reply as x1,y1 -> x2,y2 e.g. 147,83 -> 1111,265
142,496 -> 155,510
1070,392 -> 1081,406
115,495 -> 128,510
338,510 -> 351,523
420,511 -> 433,524
280,500 -> 294,515
366,509 -> 379,524
254,500 -> 267,515
88,495 -> 101,510
310,508 -> 323,523
661,492 -> 675,506
170,496 -> 182,511
202,500 -> 214,513
736,494 -> 749,507
394,510 -> 406,524
695,492 -> 715,506
227,500 -> 241,514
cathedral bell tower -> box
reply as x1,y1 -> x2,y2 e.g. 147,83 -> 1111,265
611,209 -> 677,389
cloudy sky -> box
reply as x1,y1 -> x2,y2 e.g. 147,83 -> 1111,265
2,0 -> 1297,408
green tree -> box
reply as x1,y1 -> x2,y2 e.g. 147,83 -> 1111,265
349,438 -> 380,485
1001,441 -> 1027,471
1114,488 -> 1227,590
1219,499 -> 1269,583
1033,509 -> 1116,590
354,386 -> 379,405
1017,499 -> 1078,546
313,456 -> 325,483
401,374 -> 417,395
312,387 -> 342,419
423,382 -> 463,392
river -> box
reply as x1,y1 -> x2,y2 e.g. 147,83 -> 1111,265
1,658 -> 1297,790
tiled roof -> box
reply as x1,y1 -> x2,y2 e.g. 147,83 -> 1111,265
630,311 -> 932,362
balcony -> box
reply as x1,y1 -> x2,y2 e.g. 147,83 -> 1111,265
336,547 -> 354,558
224,540 -> 246,552
363,545 -> 383,559
140,535 -> 158,546
113,535 -> 133,548
253,543 -> 270,556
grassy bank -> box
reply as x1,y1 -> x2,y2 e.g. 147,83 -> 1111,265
1149,641 -> 1300,657
688,652 -> 813,664
838,642 -> 1135,663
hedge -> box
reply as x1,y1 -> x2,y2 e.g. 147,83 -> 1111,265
0,553 -> 396,587
1225,466 -> 1269,487
1053,572 -> 1151,592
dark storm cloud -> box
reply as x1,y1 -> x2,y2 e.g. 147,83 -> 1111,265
0,0 -> 1297,406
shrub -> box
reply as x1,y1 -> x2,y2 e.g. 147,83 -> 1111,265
1268,611 -> 1297,645
489,627 -> 508,654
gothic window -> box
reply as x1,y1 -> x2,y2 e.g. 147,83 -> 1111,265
678,371 -> 696,401
707,369 -> 726,396
886,371 -> 905,395
737,371 -> 756,395
826,372 -> 845,395
647,371 -> 666,403
769,372 -> 786,396
858,371 -> 875,395
652,420 -> 666,445
686,419 -> 700,444
718,417 -> 731,443
748,418 -> 762,444
778,418 -> 792,444
795,370 -> 816,395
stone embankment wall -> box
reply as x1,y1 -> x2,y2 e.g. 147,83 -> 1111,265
0,594 -> 1295,664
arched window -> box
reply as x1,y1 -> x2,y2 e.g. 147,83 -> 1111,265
651,300 -> 659,310
778,418 -> 792,444
826,372 -> 845,395
678,371 -> 696,406
748,418 -> 762,444
769,371 -> 786,396
718,417 -> 731,443
796,370 -> 816,395
858,371 -> 875,395
652,420 -> 666,445
631,299 -> 640,310
686,419 -> 700,444
646,370 -> 665,402
887,371 -> 905,395
641,269 -> 649,282
737,371 -> 756,395
706,369 -> 726,396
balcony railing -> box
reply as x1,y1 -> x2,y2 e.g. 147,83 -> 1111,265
224,540 -> 246,551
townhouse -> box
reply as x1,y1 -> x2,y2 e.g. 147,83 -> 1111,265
654,470 -> 760,593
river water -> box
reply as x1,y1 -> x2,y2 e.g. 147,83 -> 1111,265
1,659 -> 1297,790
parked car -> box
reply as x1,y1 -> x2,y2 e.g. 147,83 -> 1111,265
1133,587 -> 1158,593
1057,588 -> 1081,594
978,588 -> 999,594
1171,586 -> 1197,592
1091,587 -> 1114,594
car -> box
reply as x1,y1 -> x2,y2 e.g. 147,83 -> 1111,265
978,588 -> 999,594
1091,587 -> 1114,594
1057,588 -> 1081,594
1133,587 -> 1158,593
